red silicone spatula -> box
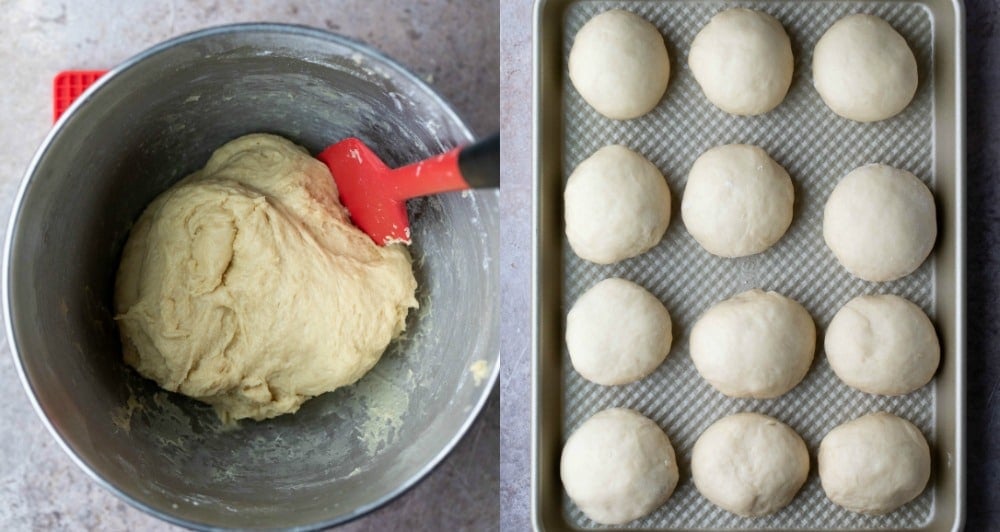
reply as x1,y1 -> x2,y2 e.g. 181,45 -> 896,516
52,71 -> 499,246
318,133 -> 500,245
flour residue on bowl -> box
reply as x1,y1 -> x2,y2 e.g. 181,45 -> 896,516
111,395 -> 144,434
348,370 -> 412,456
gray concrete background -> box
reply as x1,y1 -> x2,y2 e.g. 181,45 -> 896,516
0,1 -> 498,530
499,1 -> 532,530
500,0 -> 1000,530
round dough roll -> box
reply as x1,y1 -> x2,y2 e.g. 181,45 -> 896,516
826,294 -> 939,395
690,289 -> 815,398
819,412 -> 931,514
561,408 -> 679,525
692,413 -> 809,517
115,134 -> 418,421
688,8 -> 793,115
813,14 -> 918,122
564,145 -> 672,264
569,9 -> 670,120
823,164 -> 936,282
566,278 -> 672,386
681,144 -> 794,257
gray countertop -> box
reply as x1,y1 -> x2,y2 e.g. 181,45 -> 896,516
499,0 -> 533,530
500,0 -> 1000,530
0,1 -> 498,530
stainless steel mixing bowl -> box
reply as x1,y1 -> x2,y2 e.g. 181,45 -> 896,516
3,24 -> 498,529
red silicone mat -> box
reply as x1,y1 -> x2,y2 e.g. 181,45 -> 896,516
53,70 -> 106,122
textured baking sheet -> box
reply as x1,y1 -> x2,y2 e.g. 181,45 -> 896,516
560,1 -> 938,529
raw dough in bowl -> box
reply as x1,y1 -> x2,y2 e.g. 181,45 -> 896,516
115,134 -> 418,422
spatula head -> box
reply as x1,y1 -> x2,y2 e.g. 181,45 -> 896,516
318,138 -> 411,246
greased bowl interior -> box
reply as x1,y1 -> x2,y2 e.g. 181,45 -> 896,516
4,24 -> 498,529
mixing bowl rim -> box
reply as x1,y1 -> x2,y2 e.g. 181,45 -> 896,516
3,22 -> 499,531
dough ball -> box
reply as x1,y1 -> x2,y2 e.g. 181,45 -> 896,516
569,9 -> 671,120
692,413 -> 809,516
688,8 -> 793,115
691,289 -> 815,398
561,408 -> 679,524
813,14 -> 918,122
565,145 -> 671,264
115,134 -> 418,421
566,278 -> 672,385
819,412 -> 931,514
823,164 -> 936,282
826,294 -> 939,395
681,144 -> 794,257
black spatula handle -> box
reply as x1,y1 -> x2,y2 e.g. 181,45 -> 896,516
458,133 -> 500,189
